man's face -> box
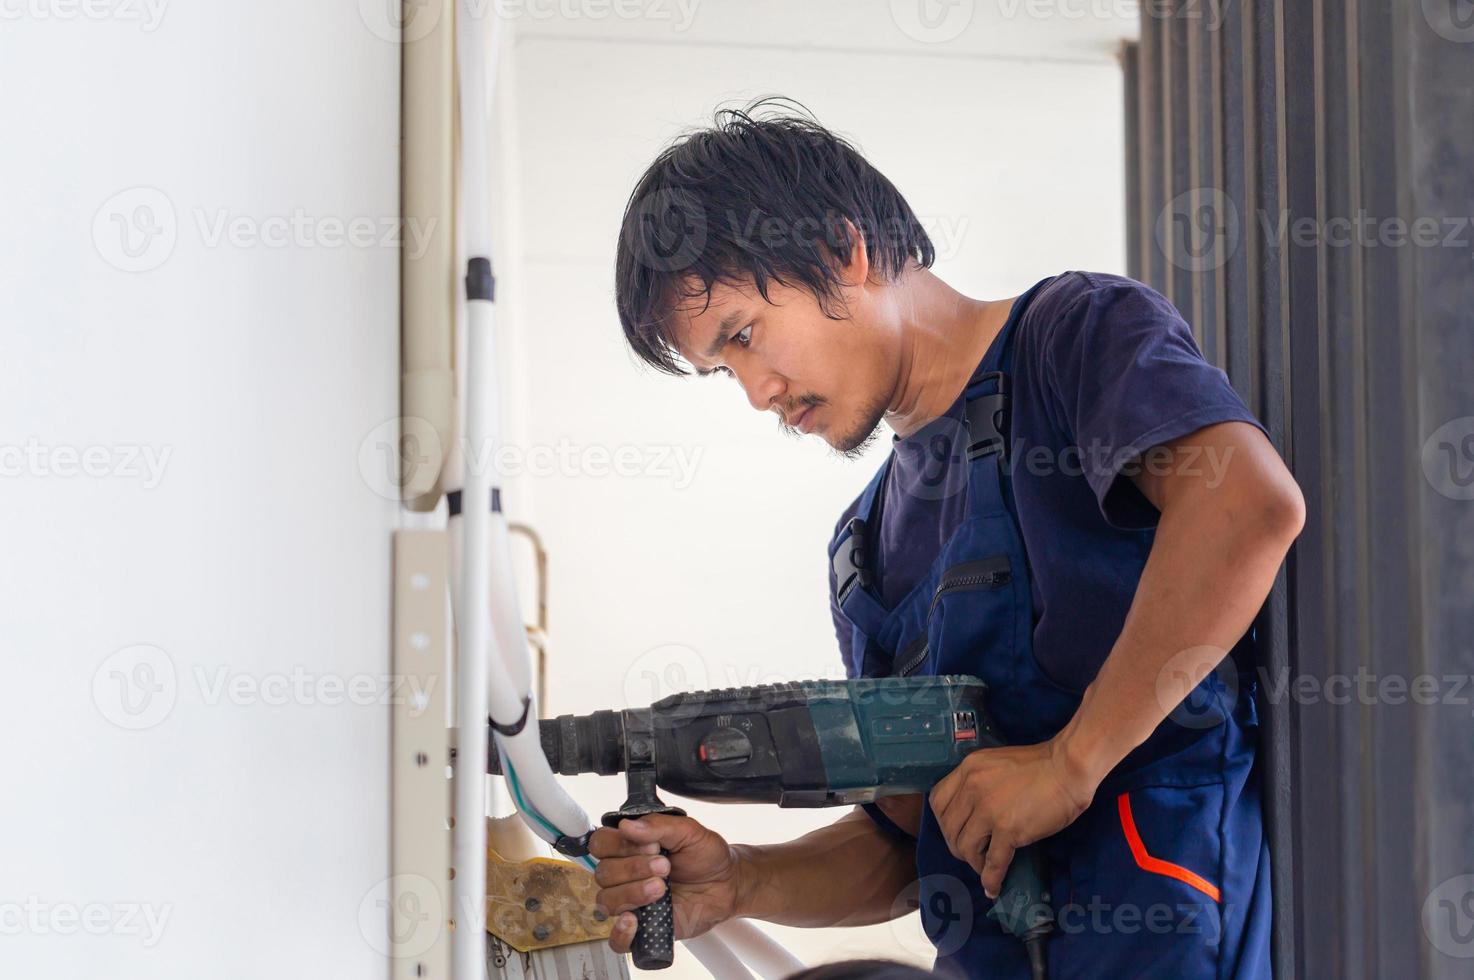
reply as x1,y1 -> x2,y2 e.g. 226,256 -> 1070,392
672,276 -> 895,455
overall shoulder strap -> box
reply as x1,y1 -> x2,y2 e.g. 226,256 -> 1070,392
962,286 -> 1033,519
828,458 -> 891,638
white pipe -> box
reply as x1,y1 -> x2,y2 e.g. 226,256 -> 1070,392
711,921 -> 805,979
455,1 -> 494,258
684,933 -> 760,980
453,305 -> 493,980
452,0 -> 592,850
450,3 -> 495,978
450,5 -> 607,973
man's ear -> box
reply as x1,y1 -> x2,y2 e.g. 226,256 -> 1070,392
832,217 -> 872,288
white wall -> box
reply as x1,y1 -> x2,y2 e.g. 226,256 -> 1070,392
494,2 -> 1135,974
0,4 -> 400,979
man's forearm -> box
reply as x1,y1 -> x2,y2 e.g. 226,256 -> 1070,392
731,809 -> 917,929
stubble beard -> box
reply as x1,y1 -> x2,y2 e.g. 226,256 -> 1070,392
829,392 -> 889,460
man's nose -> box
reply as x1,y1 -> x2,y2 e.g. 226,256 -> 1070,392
733,363 -> 784,413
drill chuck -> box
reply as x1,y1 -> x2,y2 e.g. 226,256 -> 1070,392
488,707 -> 634,776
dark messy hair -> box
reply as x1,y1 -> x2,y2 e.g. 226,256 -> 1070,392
615,97 -> 936,375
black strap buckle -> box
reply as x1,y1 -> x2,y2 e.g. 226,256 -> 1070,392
488,695 -> 532,737
552,830 -> 594,858
832,516 -> 873,604
965,372 -> 1011,461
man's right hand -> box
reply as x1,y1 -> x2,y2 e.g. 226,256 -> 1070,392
589,814 -> 744,954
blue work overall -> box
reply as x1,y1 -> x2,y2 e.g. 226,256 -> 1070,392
827,313 -> 1273,979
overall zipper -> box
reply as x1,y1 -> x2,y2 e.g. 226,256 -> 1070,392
927,555 -> 1012,618
895,556 -> 1013,678
895,635 -> 930,678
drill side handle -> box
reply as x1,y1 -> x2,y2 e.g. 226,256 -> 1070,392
603,803 -> 685,970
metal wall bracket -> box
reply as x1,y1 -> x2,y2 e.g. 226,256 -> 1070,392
391,529 -> 452,980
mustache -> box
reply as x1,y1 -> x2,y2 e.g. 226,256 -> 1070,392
778,394 -> 826,429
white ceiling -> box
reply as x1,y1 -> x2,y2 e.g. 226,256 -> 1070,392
511,0 -> 1141,62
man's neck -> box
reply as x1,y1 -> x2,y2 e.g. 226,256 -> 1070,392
883,268 -> 1016,439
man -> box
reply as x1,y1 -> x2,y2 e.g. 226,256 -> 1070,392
589,103 -> 1303,979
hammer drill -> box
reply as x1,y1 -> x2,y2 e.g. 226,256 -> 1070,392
487,674 -> 1054,977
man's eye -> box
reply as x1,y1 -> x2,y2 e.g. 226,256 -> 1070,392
734,324 -> 753,348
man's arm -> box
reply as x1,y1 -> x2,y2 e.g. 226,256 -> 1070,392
929,420 -> 1305,898
590,807 -> 917,952
1054,420 -> 1305,784
733,807 -> 919,928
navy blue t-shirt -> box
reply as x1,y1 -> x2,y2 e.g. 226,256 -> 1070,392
828,271 -> 1264,692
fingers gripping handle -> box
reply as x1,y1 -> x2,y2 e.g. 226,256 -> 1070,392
987,843 -> 1054,942
601,799 -> 685,970
630,847 -> 676,970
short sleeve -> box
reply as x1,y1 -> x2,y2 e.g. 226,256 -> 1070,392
1038,279 -> 1265,529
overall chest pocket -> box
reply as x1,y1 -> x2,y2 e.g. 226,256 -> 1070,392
899,553 -> 1017,682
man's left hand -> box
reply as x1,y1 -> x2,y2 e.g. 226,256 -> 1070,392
927,738 -> 1096,899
